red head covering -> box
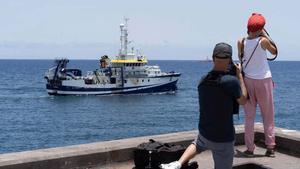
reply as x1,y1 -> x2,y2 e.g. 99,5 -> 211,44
247,13 -> 266,33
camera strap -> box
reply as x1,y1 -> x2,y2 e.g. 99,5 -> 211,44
241,37 -> 261,71
263,29 -> 278,61
200,71 -> 225,87
239,38 -> 246,61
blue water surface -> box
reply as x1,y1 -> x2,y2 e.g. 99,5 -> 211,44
0,60 -> 299,154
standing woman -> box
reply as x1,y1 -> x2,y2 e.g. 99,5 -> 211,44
237,13 -> 278,157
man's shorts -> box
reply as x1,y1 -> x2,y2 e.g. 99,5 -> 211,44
192,133 -> 235,169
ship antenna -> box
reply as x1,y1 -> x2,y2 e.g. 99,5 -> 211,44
119,17 -> 130,59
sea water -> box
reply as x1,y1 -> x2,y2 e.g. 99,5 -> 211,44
0,60 -> 299,154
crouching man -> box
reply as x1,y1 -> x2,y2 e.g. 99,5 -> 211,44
161,43 -> 248,169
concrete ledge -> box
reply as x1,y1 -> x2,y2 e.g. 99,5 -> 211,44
0,124 -> 298,169
254,123 -> 300,157
0,130 -> 201,169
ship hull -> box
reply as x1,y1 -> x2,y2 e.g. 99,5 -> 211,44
46,77 -> 179,96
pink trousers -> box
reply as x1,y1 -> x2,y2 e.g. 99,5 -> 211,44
243,77 -> 276,151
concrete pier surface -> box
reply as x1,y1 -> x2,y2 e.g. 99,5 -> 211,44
0,123 -> 299,169
100,145 -> 300,169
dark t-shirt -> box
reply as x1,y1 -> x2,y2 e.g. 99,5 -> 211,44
198,71 -> 242,142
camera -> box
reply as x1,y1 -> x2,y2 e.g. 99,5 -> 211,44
227,61 -> 237,76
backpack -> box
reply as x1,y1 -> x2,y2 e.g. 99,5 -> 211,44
133,139 -> 198,169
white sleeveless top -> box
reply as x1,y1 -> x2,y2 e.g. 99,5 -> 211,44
242,37 -> 272,79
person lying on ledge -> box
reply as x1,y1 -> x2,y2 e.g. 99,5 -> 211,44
160,42 -> 248,169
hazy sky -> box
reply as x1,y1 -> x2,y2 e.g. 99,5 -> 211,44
0,0 -> 299,60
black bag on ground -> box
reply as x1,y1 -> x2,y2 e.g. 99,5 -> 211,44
133,139 -> 185,169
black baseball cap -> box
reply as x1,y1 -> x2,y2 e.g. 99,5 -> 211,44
213,42 -> 232,59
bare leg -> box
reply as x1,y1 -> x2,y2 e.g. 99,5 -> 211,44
160,144 -> 198,169
178,144 -> 198,165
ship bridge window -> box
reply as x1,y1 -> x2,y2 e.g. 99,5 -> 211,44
142,79 -> 144,82
148,79 -> 150,82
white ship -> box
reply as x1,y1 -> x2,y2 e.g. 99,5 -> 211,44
44,19 -> 181,95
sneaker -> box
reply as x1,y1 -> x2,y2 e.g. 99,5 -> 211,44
243,150 -> 254,157
160,161 -> 182,169
265,149 -> 275,157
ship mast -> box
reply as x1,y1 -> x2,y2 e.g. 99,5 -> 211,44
119,17 -> 129,59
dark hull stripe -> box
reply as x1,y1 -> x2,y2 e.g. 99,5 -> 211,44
47,83 -> 154,92
48,80 -> 178,95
